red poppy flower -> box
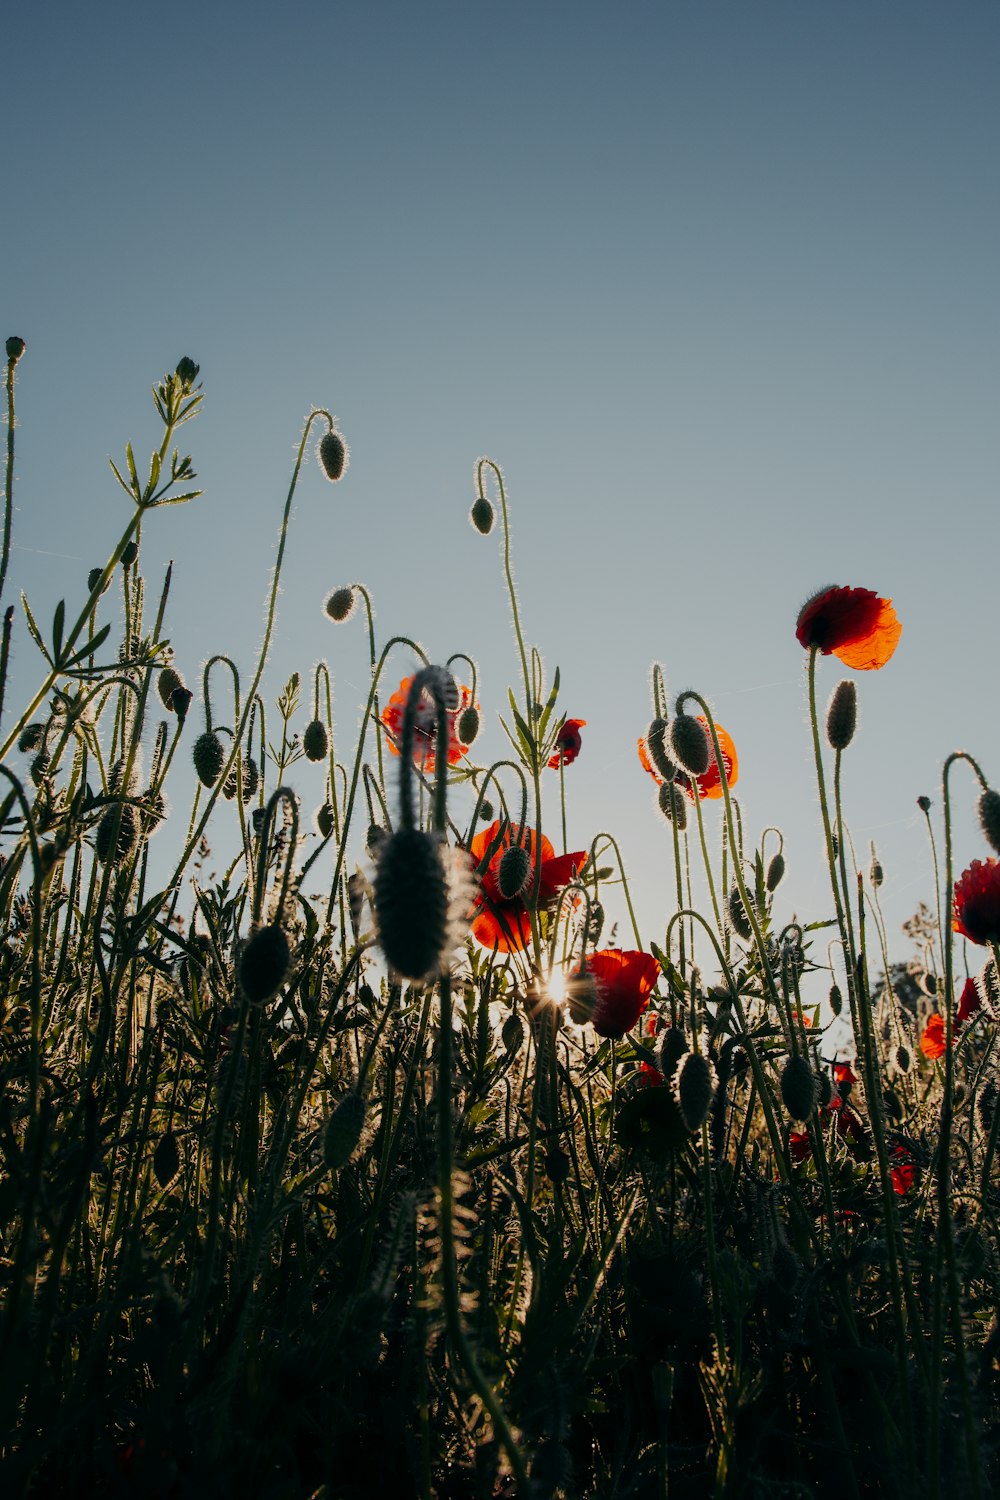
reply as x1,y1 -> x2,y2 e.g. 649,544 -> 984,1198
953,859 -> 1000,946
637,718 -> 738,801
890,1144 -> 915,1196
381,674 -> 476,772
468,820 -> 587,952
639,1009 -> 664,1086
795,586 -> 902,671
583,948 -> 659,1039
548,718 -> 586,769
957,976 -> 981,1023
789,1129 -> 812,1163
833,1061 -> 857,1089
920,1012 -> 947,1060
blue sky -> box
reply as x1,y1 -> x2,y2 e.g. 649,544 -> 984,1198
5,2 -> 999,985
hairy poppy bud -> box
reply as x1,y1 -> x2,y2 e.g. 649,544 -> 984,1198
728,885 -> 754,942
303,719 -> 329,762
544,1147 -> 570,1184
87,567 -> 111,597
239,923 -> 290,1005
646,718 -> 675,780
157,666 -> 185,712
458,705 -> 480,746
669,713 -> 710,777
470,495 -> 495,535
6,336 -> 26,363
816,1070 -> 834,1109
241,757 -> 260,803
498,844 -> 531,898
193,731 -> 226,787
252,807 -> 268,835
175,356 -> 200,388
95,804 -> 139,865
478,798 -> 494,823
672,1051 -> 717,1131
766,852 -> 785,892
825,680 -> 857,751
657,1025 -> 687,1080
120,541 -> 139,569
324,1092 -> 367,1169
658,781 -> 688,830
894,1044 -> 911,1074
316,802 -> 335,839
869,855 -> 883,887
318,429 -> 349,481
141,789 -> 167,836
17,723 -> 46,754
780,1054 -> 818,1123
325,586 -> 356,622
978,789 -> 1000,856
374,829 -> 449,981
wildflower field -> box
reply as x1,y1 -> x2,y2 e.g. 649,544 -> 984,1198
2,342 -> 999,1498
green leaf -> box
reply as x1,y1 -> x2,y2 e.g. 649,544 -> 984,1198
535,665 -> 561,740
497,712 -> 534,768
125,441 -> 139,494
108,458 -> 136,498
649,942 -> 687,999
51,600 -> 65,662
147,489 -> 202,507
147,449 -> 162,497
63,622 -> 111,668
21,594 -> 52,666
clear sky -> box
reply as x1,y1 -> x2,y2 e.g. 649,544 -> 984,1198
5,2 -> 999,986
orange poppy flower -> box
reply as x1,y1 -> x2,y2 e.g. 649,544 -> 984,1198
548,718 -> 586,769
468,820 -> 587,952
584,948 -> 660,1038
637,718 -> 738,801
953,858 -> 1000,946
380,674 -> 476,772
920,1013 -> 947,1060
795,586 -> 901,670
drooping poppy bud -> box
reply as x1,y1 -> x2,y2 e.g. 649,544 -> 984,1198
780,1054 -> 819,1123
193,731 -> 226,787
325,586 -> 356,622
470,495 -> 495,534
318,429 -> 349,481
316,803 -> 335,839
978,789 -> 1000,856
669,713 -> 710,777
157,666 -> 186,712
498,844 -> 531,899
657,781 -> 687,830
672,1051 -> 717,1131
95,804 -> 139,866
765,852 -> 785,892
239,923 -> 291,1005
303,719 -> 329,762
374,828 -> 449,981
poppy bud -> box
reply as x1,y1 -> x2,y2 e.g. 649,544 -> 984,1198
95,804 -> 139,865
30,751 -> 50,786
153,1129 -> 181,1188
239,923 -> 291,1005
502,1013 -> 524,1053
825,680 -> 857,751
816,1070 -> 834,1109
978,789 -> 1000,856
141,790 -> 167,836
87,567 -> 111,597
498,844 -> 531,898
645,718 -> 675,780
458,705 -> 480,746
374,828 -> 449,981
894,1044 -> 911,1074
765,852 -> 785,892
869,855 -> 884,888
727,885 -> 754,942
780,1054 -> 818,1123
171,687 -> 193,721
17,723 -> 46,754
240,757 -> 260,803
324,586 -> 356,622
544,1147 -> 570,1184
317,429 -> 349,482
157,666 -> 186,712
120,540 -> 139,568
252,807 -> 268,835
672,1051 -> 717,1131
5,336 -> 26,363
478,799 -> 494,822
366,823 -> 386,855
669,713 -> 710,777
470,495 -> 495,535
302,719 -> 329,762
316,803 -> 335,839
193,731 -> 226,787
917,795 -> 932,814
324,1092 -> 367,1169
657,781 -> 688,830
657,1025 -> 687,1080
175,356 -> 200,388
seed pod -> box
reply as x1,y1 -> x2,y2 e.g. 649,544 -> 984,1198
152,1129 -> 181,1188
765,852 -> 785,892
498,844 -> 531,898
658,781 -> 688,830
978,789 -> 1000,856
645,718 -> 675,780
17,723 -> 46,754
316,802 -> 336,839
303,719 -> 329,762
95,804 -> 139,865
829,983 -> 843,1018
728,885 -> 754,942
374,829 -> 449,981
317,429 -> 349,481
324,586 -> 356,622
6,336 -> 26,363
120,540 -> 139,568
193,731 -> 226,787
917,794 -> 932,814
780,1054 -> 819,1123
544,1147 -> 570,1184
672,1051 -> 717,1131
669,713 -> 710,777
324,1092 -> 367,1169
239,923 -> 291,1005
657,1025 -> 687,1080
458,705 -> 480,746
157,666 -> 186,712
470,495 -> 495,535
825,680 -> 857,751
